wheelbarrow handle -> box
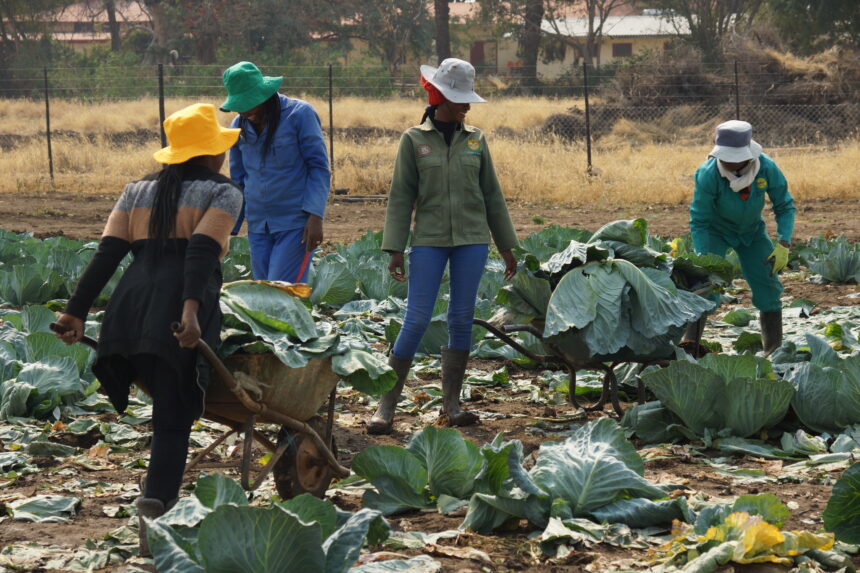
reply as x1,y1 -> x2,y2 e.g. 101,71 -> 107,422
473,319 -> 558,365
502,324 -> 544,338
49,322 -> 99,351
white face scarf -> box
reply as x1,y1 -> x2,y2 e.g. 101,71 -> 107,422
717,157 -> 760,192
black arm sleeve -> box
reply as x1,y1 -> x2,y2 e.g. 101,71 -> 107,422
183,234 -> 222,303
65,236 -> 131,320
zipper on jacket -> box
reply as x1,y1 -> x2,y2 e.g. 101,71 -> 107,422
446,130 -> 463,235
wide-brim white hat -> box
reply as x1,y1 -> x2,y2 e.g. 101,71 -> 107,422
420,58 -> 485,104
709,120 -> 762,162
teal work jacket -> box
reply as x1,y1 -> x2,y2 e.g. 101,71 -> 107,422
381,119 -> 518,253
690,153 -> 795,252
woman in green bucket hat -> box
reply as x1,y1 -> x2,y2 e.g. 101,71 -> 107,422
221,61 -> 331,283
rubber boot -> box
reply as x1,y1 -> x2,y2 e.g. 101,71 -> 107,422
680,316 -> 707,358
760,310 -> 783,356
367,354 -> 412,435
440,347 -> 479,427
136,497 -> 166,557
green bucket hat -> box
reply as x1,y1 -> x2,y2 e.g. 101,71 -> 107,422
220,61 -> 283,113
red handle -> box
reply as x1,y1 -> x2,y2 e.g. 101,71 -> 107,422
295,251 -> 311,283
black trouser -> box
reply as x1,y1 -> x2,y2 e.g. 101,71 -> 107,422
131,354 -> 196,505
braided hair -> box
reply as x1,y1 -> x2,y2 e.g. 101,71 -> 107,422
420,105 -> 438,124
238,93 -> 281,161
148,163 -> 186,253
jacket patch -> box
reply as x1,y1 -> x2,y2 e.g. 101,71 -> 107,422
416,144 -> 433,157
467,138 -> 481,151
756,177 -> 767,189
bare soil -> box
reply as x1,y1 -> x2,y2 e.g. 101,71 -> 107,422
2,193 -> 858,246
0,194 -> 858,572
2,383 -> 856,572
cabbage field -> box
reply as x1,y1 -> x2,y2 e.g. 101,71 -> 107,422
0,221 -> 859,573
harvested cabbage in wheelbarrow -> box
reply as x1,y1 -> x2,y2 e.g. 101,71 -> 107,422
218,280 -> 396,396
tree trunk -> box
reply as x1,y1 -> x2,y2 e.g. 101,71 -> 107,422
196,34 -> 216,64
143,0 -> 170,62
434,0 -> 450,63
0,1 -> 23,48
518,0 -> 544,91
105,0 -> 120,51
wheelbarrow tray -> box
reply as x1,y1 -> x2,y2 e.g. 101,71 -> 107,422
204,352 -> 340,426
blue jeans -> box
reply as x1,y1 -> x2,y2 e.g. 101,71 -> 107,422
393,244 -> 489,358
248,227 -> 315,283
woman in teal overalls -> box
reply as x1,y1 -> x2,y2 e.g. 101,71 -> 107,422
684,120 -> 795,354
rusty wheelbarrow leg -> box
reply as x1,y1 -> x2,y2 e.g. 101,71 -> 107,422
183,426 -> 240,475
470,319 -> 637,417
238,413 -> 298,492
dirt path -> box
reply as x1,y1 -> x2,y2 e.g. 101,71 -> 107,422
3,193 -> 858,244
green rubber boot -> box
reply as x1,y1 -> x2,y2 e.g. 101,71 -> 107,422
441,347 -> 479,427
367,354 -> 412,435
760,310 -> 783,356
680,316 -> 707,358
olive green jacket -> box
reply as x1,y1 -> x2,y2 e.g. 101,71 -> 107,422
381,119 -> 519,253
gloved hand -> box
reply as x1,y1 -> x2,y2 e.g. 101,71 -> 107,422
766,241 -> 790,274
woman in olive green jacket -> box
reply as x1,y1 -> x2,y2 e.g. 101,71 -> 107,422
367,58 -> 518,435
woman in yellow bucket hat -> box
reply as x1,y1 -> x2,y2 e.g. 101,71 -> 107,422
53,103 -> 243,555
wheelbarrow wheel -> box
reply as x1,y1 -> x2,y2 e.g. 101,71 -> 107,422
273,415 -> 337,500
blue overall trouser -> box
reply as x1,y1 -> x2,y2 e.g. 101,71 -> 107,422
704,230 -> 783,313
392,244 -> 489,358
248,227 -> 316,283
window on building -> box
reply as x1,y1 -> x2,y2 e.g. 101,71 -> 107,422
612,43 -> 633,58
73,21 -> 94,34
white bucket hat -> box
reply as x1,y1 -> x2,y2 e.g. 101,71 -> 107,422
420,58 -> 485,104
709,120 -> 763,162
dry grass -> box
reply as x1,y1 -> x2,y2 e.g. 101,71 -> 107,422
2,97 -> 859,204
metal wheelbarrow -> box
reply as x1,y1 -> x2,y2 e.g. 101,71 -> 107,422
473,283 -> 714,416
51,322 -> 349,499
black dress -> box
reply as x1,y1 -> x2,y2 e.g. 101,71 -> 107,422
66,167 -> 242,419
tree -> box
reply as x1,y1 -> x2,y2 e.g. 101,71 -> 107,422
345,0 -> 432,75
517,0 -> 544,87
477,0 -> 544,87
434,0 -> 450,63
0,0 -> 74,50
170,0 -> 228,64
651,0 -> 764,62
766,0 -> 860,53
104,0 -> 120,51
544,0 -> 629,68
140,0 -> 173,61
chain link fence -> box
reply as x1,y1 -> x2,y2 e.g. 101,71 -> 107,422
2,62 -> 859,186
544,103 -> 860,147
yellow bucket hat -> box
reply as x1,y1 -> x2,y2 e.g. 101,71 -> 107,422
153,103 -> 241,165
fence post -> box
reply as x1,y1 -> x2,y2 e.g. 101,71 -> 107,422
328,63 -> 335,191
583,62 -> 593,175
43,67 -> 55,191
734,60 -> 740,120
158,63 -> 166,148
